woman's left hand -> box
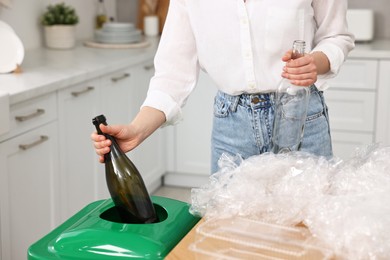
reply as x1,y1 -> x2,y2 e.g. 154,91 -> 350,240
281,50 -> 318,87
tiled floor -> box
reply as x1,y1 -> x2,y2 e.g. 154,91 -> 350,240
152,186 -> 192,203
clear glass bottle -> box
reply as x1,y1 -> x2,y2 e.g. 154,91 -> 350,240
92,115 -> 157,224
96,0 -> 107,29
272,40 -> 310,154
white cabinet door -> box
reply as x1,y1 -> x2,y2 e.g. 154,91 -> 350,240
324,89 -> 376,132
0,122 -> 59,260
128,61 -> 166,192
57,79 -> 102,220
376,60 -> 390,145
327,59 -> 378,90
164,71 -> 217,187
97,68 -> 135,198
325,58 -> 378,161
99,61 -> 166,194
331,131 -> 374,160
99,68 -> 134,125
175,71 -> 216,176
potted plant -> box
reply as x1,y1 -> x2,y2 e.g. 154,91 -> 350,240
41,2 -> 79,49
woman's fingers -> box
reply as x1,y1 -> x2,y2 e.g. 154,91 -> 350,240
282,54 -> 317,85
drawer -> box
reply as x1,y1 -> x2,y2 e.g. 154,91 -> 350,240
0,91 -> 9,136
0,93 -> 57,142
324,89 -> 375,132
327,59 -> 378,91
331,131 -> 374,160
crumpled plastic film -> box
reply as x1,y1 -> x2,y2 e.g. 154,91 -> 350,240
190,144 -> 390,259
305,144 -> 390,259
190,151 -> 337,225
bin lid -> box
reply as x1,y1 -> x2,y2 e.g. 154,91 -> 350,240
28,196 -> 200,260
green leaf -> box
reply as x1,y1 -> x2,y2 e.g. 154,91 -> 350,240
40,2 -> 79,25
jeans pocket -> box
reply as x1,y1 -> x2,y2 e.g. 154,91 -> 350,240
306,90 -> 324,122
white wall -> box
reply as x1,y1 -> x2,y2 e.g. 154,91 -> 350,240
116,0 -> 138,25
2,0 -> 389,51
349,0 -> 390,40
115,0 -> 390,40
0,0 -> 117,50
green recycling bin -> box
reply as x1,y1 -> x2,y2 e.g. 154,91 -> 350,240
28,196 -> 200,259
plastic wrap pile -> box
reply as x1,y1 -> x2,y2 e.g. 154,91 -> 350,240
190,144 -> 390,259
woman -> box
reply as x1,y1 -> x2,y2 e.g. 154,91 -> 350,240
92,0 -> 354,173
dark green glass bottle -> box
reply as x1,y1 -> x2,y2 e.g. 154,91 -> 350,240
92,115 -> 157,224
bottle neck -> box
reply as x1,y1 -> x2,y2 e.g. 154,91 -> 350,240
92,115 -> 124,163
291,40 -> 305,60
97,0 -> 107,13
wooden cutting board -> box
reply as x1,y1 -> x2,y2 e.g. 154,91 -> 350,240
83,40 -> 150,49
137,0 -> 170,33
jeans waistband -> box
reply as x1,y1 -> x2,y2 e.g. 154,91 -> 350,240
216,85 -> 317,111
216,91 -> 274,111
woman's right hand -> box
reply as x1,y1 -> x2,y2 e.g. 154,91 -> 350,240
91,123 -> 141,163
91,106 -> 167,163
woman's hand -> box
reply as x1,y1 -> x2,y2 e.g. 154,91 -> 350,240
91,123 -> 141,163
281,50 -> 330,87
91,106 -> 166,163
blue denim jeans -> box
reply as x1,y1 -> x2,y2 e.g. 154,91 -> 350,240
211,85 -> 333,173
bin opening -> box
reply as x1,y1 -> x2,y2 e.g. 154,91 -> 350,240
99,203 -> 168,224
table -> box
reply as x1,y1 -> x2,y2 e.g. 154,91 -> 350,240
165,219 -> 204,259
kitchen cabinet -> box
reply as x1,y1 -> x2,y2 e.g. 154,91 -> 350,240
97,60 -> 166,195
57,60 -> 166,220
164,71 -> 216,187
0,93 -> 59,260
376,60 -> 390,145
126,61 -> 167,192
96,67 -> 135,199
98,60 -> 166,193
0,43 -> 164,259
57,78 -> 102,220
0,92 -> 9,136
325,59 -> 378,159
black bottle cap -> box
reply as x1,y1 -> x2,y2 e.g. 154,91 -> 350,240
93,114 -> 106,125
92,115 -> 107,135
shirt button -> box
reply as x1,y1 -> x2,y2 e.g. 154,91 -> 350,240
248,83 -> 255,89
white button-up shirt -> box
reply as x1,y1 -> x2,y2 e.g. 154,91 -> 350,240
142,0 -> 355,125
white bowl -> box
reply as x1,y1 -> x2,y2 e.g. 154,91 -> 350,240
94,29 -> 142,44
102,22 -> 135,32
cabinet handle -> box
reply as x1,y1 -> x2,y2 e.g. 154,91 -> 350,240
19,135 -> 49,151
111,73 -> 130,82
71,86 -> 95,97
144,64 -> 154,71
15,109 -> 45,122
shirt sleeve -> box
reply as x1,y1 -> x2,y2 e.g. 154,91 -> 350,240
141,0 -> 200,126
311,0 -> 355,83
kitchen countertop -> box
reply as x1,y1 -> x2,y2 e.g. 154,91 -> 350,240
350,39 -> 390,59
0,37 -> 159,105
1,38 -> 390,106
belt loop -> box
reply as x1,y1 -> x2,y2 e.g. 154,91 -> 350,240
270,92 -> 275,103
229,95 -> 240,112
310,84 -> 317,93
